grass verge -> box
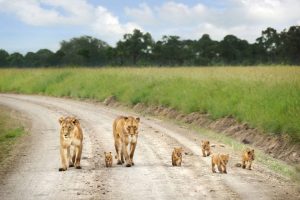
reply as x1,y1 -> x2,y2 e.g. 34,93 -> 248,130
0,106 -> 27,163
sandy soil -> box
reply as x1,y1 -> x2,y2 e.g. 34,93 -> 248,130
0,94 -> 299,200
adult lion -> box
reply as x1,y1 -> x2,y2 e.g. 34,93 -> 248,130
113,116 -> 140,167
58,116 -> 83,171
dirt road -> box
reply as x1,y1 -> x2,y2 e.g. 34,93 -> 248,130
0,94 -> 299,200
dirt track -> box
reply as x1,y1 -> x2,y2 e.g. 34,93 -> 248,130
0,94 -> 299,200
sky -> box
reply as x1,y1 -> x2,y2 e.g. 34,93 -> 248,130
0,0 -> 299,54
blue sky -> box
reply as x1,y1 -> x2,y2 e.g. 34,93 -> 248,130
0,0 -> 299,54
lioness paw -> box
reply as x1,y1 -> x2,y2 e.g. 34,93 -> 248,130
59,168 -> 66,171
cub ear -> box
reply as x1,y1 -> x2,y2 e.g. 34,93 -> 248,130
251,149 -> 255,153
207,141 -> 210,144
109,152 -> 112,154
135,117 -> 140,123
124,116 -> 128,120
104,152 -> 107,155
58,117 -> 64,125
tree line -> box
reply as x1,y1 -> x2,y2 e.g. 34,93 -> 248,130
0,26 -> 300,67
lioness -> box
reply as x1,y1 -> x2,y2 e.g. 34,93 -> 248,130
113,116 -> 140,167
235,148 -> 255,170
104,152 -> 113,167
172,147 -> 183,166
211,153 -> 229,173
58,116 -> 83,171
201,140 -> 211,157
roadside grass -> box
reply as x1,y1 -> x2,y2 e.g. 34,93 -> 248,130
0,106 -> 26,163
0,67 -> 299,142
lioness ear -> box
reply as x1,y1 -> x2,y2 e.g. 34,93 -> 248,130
136,117 -> 140,123
58,117 -> 64,125
109,152 -> 112,154
207,141 -> 210,144
104,152 -> 107,155
72,118 -> 79,125
124,117 -> 128,120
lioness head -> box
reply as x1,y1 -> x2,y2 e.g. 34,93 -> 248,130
246,149 -> 255,160
174,147 -> 183,158
59,116 -> 79,139
123,116 -> 140,136
201,140 -> 210,150
220,154 -> 229,165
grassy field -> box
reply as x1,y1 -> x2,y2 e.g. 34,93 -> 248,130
0,67 -> 299,141
0,106 -> 26,163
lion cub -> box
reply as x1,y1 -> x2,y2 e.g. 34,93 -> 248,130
201,140 -> 211,157
211,153 -> 229,173
235,148 -> 255,170
104,152 -> 113,167
172,147 -> 183,166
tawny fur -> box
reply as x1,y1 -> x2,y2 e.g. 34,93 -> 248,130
235,148 -> 255,170
172,147 -> 183,166
104,152 -> 113,167
211,153 -> 229,174
201,140 -> 211,157
58,116 -> 83,171
113,116 -> 140,167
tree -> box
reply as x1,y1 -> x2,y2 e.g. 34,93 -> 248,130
35,49 -> 54,66
116,29 -> 154,65
153,35 -> 184,66
7,52 -> 24,67
193,34 -> 219,65
59,36 -> 110,66
280,26 -> 300,64
256,27 -> 280,63
219,35 -> 251,65
0,49 -> 9,67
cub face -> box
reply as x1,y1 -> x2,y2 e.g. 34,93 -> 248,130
220,154 -> 229,164
201,140 -> 210,150
124,117 -> 140,135
246,149 -> 255,160
174,147 -> 183,158
59,116 -> 79,139
104,152 -> 113,167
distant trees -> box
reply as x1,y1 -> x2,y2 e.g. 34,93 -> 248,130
1,26 -> 300,67
0,49 -> 9,67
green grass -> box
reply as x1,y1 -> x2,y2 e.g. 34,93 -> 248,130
0,106 -> 26,163
0,67 -> 299,141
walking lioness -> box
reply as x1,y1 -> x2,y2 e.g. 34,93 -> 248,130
58,116 -> 83,171
113,116 -> 140,167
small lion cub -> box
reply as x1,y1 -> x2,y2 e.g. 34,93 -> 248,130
240,148 -> 255,170
172,147 -> 183,166
211,153 -> 229,173
201,140 -> 211,157
104,152 -> 113,167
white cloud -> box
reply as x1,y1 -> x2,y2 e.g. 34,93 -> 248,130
125,0 -> 300,42
0,0 -> 140,44
125,3 -> 156,26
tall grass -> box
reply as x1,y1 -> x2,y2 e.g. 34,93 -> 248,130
0,67 -> 299,141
